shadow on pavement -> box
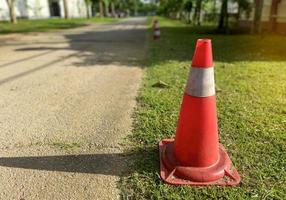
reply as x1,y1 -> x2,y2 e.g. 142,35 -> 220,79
15,27 -> 147,67
0,23 -> 146,86
0,153 -> 129,176
0,50 -> 54,69
0,147 -> 157,176
0,50 -> 84,86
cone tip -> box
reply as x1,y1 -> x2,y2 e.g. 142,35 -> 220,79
192,39 -> 213,68
197,38 -> 211,43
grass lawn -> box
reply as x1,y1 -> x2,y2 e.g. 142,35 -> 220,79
0,17 -> 120,34
121,17 -> 286,199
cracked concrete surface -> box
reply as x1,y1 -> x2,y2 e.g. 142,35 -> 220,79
0,18 -> 146,200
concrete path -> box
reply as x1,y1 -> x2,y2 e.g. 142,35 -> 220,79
0,18 -> 146,200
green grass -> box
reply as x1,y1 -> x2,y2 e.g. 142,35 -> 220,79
120,17 -> 286,199
0,17 -> 120,34
52,141 -> 81,150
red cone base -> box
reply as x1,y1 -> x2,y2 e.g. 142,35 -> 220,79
159,139 -> 241,186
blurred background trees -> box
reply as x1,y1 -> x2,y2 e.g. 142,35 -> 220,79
3,0 -> 284,34
154,0 -> 272,34
156,0 -> 253,30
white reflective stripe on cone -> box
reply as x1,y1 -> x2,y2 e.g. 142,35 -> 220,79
185,67 -> 215,97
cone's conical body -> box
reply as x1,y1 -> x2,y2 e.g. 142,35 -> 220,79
159,39 -> 240,186
174,39 -> 218,167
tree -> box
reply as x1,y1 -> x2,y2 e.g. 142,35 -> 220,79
269,0 -> 280,32
217,0 -> 252,33
133,0 -> 138,16
6,0 -> 17,24
236,0 -> 251,22
184,0 -> 193,24
85,0 -> 92,18
109,0 -> 121,17
218,0 -> 228,31
193,0 -> 203,26
110,0 -> 116,17
157,0 -> 184,18
88,0 -> 101,17
63,0 -> 69,19
99,0 -> 104,17
102,0 -> 110,17
252,0 -> 264,33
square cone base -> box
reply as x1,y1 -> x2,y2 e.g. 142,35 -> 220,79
159,139 -> 241,186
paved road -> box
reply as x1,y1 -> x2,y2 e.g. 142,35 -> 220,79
0,18 -> 146,199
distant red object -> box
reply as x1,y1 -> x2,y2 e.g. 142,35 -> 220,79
159,39 -> 241,186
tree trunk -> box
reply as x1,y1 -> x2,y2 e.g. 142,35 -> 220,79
86,8 -> 91,19
104,1 -> 109,17
91,3 -> 96,17
6,0 -> 17,24
252,0 -> 264,34
186,12 -> 191,24
269,0 -> 280,32
236,3 -> 241,23
133,0 -> 138,16
111,2 -> 116,17
193,0 -> 202,26
99,1 -> 104,18
86,2 -> 91,18
213,0 -> 216,17
218,0 -> 228,30
63,0 -> 69,19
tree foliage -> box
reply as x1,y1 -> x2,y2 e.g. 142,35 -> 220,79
158,0 -> 185,16
184,0 -> 193,13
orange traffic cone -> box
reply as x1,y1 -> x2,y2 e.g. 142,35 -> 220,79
153,19 -> 161,40
159,39 -> 240,186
